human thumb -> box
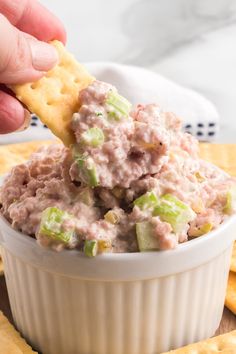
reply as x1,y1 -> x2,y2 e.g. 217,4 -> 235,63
0,14 -> 58,85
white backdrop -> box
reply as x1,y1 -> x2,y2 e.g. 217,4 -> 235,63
39,0 -> 236,142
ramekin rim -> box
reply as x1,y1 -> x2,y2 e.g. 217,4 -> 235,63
1,212 -> 236,260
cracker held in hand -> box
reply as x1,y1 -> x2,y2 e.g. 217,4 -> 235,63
11,41 -> 94,146
225,271 -> 236,315
163,330 -> 236,353
0,311 -> 37,353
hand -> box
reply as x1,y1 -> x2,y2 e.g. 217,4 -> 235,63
0,0 -> 66,134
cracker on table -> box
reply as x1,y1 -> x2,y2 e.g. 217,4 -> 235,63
230,242 -> 236,273
163,330 -> 236,353
199,143 -> 236,177
0,311 -> 37,353
0,140 -> 56,175
225,271 -> 236,315
10,40 -> 94,146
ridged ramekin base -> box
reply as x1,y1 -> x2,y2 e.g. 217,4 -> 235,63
2,245 -> 231,354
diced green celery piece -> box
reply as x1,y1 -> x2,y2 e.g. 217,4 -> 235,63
153,194 -> 195,233
190,223 -> 213,237
224,186 -> 236,214
106,91 -> 132,120
81,127 -> 104,147
39,207 -> 74,243
136,222 -> 159,251
84,240 -> 98,257
107,111 -> 120,121
78,187 -> 94,206
86,160 -> 99,187
75,154 -> 99,187
104,210 -> 119,224
134,191 -> 158,211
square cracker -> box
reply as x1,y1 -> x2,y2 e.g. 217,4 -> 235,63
0,140 -> 55,175
10,40 -> 94,146
163,330 -> 236,353
199,143 -> 236,177
230,242 -> 236,273
0,311 -> 37,353
225,271 -> 236,315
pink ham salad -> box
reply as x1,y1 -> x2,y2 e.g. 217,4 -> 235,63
1,80 -> 236,256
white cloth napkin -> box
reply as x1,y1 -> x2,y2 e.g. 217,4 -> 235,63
0,62 -> 219,145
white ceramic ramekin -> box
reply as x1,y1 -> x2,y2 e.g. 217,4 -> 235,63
0,214 -> 236,354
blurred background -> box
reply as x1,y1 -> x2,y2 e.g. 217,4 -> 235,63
39,0 -> 236,143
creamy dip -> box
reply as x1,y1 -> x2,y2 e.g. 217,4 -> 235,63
1,81 -> 235,255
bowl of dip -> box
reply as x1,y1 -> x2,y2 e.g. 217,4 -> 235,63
0,80 -> 236,354
0,214 -> 236,354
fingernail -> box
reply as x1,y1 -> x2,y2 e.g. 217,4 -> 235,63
16,110 -> 32,132
29,40 -> 58,71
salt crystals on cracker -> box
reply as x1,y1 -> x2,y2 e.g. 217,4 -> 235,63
10,41 -> 94,146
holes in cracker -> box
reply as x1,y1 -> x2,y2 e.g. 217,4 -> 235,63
217,343 -> 232,351
60,87 -> 68,95
46,101 -> 54,106
74,78 -> 80,84
30,83 -> 38,90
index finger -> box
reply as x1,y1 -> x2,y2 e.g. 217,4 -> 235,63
0,0 -> 66,44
